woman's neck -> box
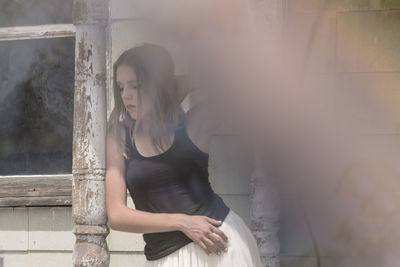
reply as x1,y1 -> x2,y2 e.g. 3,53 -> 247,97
135,117 -> 152,133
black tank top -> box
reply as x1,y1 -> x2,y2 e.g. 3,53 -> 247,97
124,113 -> 230,261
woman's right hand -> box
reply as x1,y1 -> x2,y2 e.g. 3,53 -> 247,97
176,214 -> 229,255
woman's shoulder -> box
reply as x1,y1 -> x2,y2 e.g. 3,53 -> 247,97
182,105 -> 209,141
107,119 -> 133,143
185,103 -> 209,131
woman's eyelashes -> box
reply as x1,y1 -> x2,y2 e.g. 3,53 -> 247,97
127,81 -> 138,89
118,83 -> 138,92
117,83 -> 124,92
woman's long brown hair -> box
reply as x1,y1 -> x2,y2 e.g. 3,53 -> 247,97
107,43 -> 183,160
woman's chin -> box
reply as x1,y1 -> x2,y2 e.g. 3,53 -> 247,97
128,111 -> 136,120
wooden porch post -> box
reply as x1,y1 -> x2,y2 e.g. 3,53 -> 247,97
71,0 -> 110,266
249,0 -> 284,266
250,151 -> 281,267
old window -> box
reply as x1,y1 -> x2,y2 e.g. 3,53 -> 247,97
0,0 -> 75,207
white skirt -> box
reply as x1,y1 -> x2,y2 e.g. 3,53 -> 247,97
143,209 -> 264,267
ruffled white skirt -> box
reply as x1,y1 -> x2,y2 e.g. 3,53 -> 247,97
143,209 -> 264,267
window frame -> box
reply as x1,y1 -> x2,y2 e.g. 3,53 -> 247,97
0,23 -> 76,207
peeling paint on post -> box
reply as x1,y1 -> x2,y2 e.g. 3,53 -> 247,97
250,1 -> 283,266
72,0 -> 110,266
250,151 -> 281,267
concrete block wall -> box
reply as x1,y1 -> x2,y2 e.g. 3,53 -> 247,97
0,207 -> 74,267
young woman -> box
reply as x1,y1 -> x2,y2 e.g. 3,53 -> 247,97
105,43 -> 263,267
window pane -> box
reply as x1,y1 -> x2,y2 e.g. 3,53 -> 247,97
0,37 -> 75,175
0,0 -> 72,27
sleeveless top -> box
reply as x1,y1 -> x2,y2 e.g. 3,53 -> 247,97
124,113 -> 230,261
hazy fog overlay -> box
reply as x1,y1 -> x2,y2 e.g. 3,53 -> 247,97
138,1 -> 400,266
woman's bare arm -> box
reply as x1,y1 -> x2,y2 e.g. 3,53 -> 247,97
184,94 -> 228,154
105,123 -> 185,233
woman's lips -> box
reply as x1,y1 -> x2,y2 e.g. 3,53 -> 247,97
127,105 -> 136,109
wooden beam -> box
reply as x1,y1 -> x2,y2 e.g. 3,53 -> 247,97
0,196 -> 72,207
0,175 -> 72,207
0,175 -> 72,198
0,24 -> 75,41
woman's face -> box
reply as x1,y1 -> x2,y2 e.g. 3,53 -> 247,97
116,65 -> 150,120
116,65 -> 151,120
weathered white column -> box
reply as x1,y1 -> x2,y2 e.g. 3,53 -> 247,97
249,1 -> 283,266
250,151 -> 281,267
71,0 -> 110,266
